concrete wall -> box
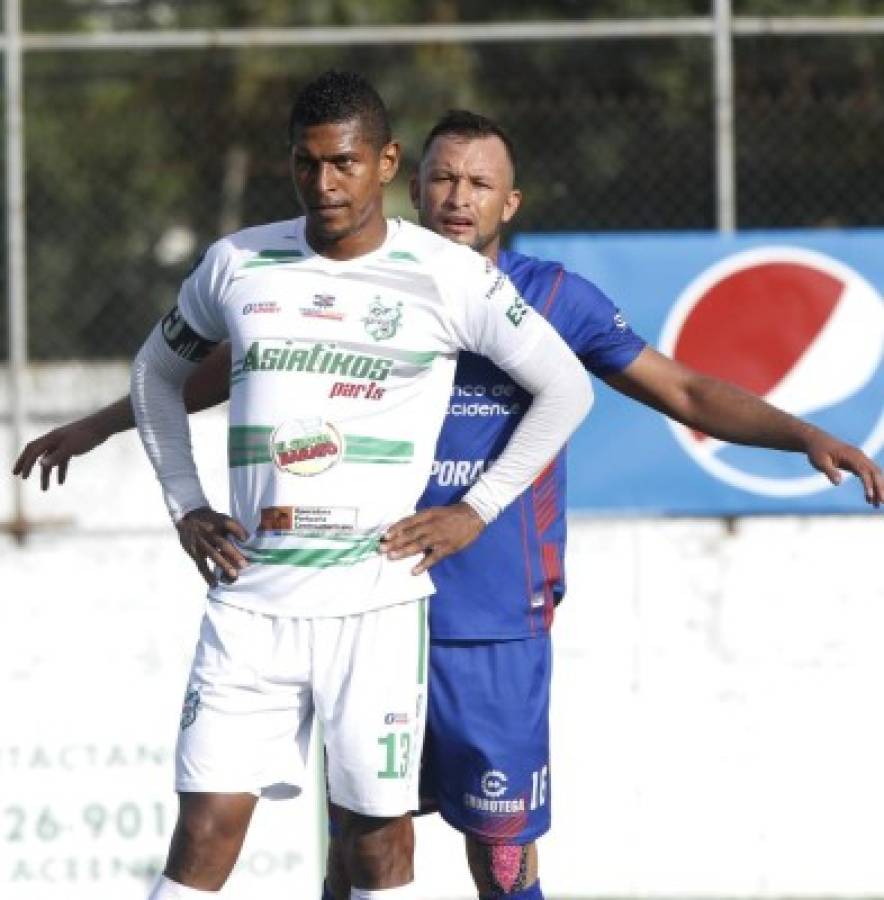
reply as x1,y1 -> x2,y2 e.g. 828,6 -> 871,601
2,367 -> 883,898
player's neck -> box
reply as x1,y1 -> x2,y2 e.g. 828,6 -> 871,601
306,213 -> 388,261
481,238 -> 501,265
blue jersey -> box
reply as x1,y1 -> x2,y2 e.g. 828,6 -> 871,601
418,249 -> 646,639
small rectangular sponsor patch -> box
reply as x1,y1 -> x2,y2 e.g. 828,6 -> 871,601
242,300 -> 281,315
293,506 -> 358,533
258,506 -> 358,534
301,293 -> 345,321
384,712 -> 410,725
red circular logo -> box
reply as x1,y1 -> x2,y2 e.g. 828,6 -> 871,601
659,246 -> 884,496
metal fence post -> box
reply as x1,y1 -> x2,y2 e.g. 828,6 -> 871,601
5,0 -> 28,542
713,0 -> 736,233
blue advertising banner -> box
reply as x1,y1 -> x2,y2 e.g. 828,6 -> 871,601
512,230 -> 884,515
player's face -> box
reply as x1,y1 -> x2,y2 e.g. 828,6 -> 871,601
291,119 -> 400,257
412,134 -> 521,259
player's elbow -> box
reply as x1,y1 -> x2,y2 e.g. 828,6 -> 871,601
578,371 -> 594,420
129,345 -> 150,412
563,362 -> 594,429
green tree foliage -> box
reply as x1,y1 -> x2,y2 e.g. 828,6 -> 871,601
11,0 -> 884,358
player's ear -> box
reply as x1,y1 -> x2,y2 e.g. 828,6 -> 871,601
379,140 -> 401,185
501,188 -> 522,225
409,173 -> 420,210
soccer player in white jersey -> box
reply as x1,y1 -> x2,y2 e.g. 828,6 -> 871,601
126,71 -> 590,900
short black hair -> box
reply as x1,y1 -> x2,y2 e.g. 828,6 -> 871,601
288,70 -> 392,150
421,109 -> 517,176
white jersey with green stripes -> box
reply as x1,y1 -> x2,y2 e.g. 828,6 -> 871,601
177,216 -> 546,617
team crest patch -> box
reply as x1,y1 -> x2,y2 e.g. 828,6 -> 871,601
180,688 -> 201,730
362,297 -> 402,341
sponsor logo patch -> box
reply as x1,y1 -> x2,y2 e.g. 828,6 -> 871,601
238,341 -> 394,381
259,505 -> 357,534
301,293 -> 345,321
430,458 -> 486,487
384,712 -> 410,725
505,296 -> 528,327
463,794 -> 526,814
485,272 -> 506,299
242,300 -> 281,315
481,769 -> 508,799
271,418 -> 343,476
329,380 -> 385,401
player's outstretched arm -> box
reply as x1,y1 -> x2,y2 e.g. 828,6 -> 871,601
13,397 -> 134,490
12,343 -> 232,491
605,346 -> 883,507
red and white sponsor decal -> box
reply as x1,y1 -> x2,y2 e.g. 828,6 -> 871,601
271,418 -> 342,476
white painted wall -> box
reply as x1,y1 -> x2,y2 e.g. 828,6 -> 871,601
2,366 -> 883,898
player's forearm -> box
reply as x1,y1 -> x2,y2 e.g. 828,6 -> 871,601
131,324 -> 209,522
464,338 -> 593,523
679,373 -> 818,452
75,395 -> 137,441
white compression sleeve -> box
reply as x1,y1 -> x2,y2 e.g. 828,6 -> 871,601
131,323 -> 210,522
462,327 -> 593,524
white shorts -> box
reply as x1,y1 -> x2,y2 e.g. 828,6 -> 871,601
175,597 -> 429,817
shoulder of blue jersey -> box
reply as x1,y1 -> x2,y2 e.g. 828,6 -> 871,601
501,248 -> 646,370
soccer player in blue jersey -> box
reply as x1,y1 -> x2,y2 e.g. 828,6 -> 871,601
375,109 -> 883,900
14,110 -> 883,900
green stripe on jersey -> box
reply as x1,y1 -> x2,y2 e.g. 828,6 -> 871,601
344,436 -> 413,460
228,427 -> 414,468
417,598 -> 427,685
247,539 -> 379,568
230,425 -> 274,436
229,426 -> 273,466
391,349 -> 438,366
242,249 -> 304,268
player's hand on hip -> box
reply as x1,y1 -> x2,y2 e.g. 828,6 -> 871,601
805,431 -> 884,507
176,507 -> 250,586
381,502 -> 486,575
12,422 -> 108,491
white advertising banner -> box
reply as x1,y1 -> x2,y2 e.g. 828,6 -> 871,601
1,532 -> 323,900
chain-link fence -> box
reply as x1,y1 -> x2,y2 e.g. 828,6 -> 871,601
3,9 -> 884,364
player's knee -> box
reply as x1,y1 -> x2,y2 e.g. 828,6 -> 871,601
466,837 -> 539,897
165,795 -> 253,888
340,812 -> 414,889
177,800 -> 250,848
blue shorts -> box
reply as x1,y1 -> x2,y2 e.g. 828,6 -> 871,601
420,634 -> 552,844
